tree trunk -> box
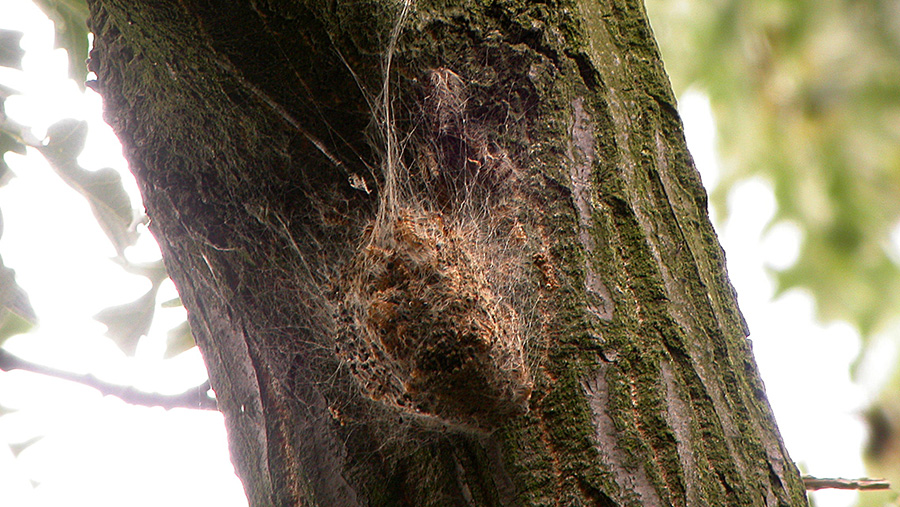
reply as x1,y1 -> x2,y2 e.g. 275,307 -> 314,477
85,0 -> 807,505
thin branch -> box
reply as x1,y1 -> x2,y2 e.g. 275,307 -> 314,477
802,475 -> 891,491
0,348 -> 217,410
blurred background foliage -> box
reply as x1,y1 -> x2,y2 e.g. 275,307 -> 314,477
644,0 -> 900,503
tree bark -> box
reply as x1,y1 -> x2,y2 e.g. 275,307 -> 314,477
85,0 -> 808,505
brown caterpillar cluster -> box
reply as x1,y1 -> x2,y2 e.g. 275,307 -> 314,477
334,63 -> 534,430
344,210 -> 532,430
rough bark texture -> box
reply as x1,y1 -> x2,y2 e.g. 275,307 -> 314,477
86,0 -> 808,505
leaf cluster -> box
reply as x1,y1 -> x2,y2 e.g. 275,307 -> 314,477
0,20 -> 194,357
0,29 -> 37,345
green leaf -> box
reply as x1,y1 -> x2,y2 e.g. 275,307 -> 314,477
31,0 -> 90,87
94,285 -> 158,356
93,261 -> 169,356
160,296 -> 183,308
1,85 -> 28,187
0,132 -> 27,157
0,402 -> 16,418
0,30 -> 25,70
0,255 -> 37,346
8,436 -> 42,458
44,118 -> 87,158
116,258 -> 167,285
40,119 -> 138,256
164,320 -> 195,358
0,310 -> 35,346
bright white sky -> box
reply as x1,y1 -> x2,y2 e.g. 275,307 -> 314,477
0,1 -> 884,506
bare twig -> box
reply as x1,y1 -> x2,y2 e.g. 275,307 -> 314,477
802,475 -> 891,491
0,348 -> 217,410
